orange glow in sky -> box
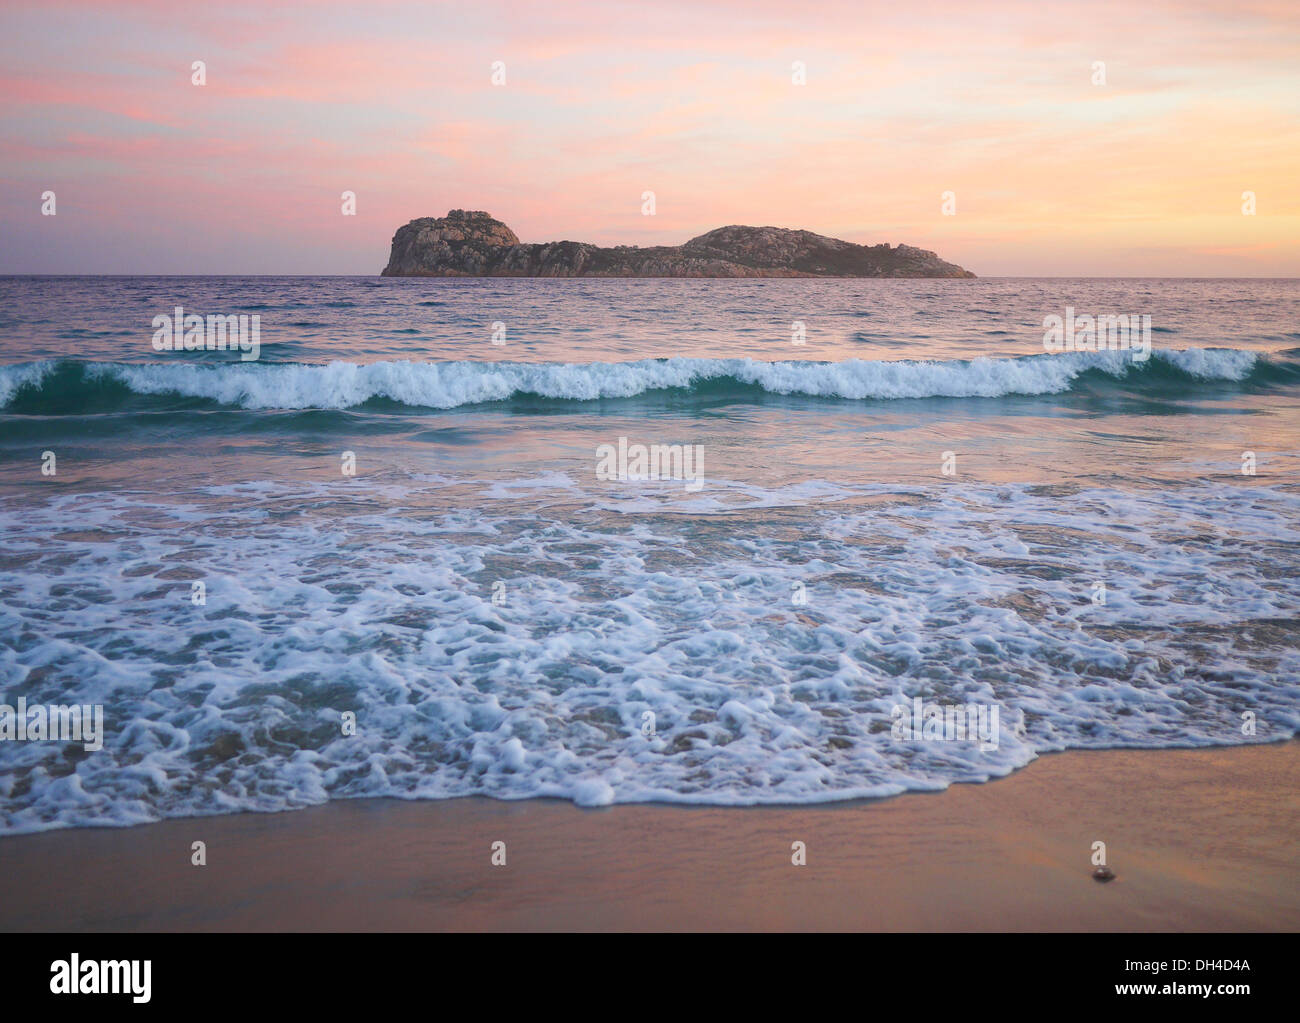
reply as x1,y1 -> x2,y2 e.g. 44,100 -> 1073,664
2,0 -> 1297,275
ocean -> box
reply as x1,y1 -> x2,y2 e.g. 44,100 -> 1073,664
1,275 -> 1298,834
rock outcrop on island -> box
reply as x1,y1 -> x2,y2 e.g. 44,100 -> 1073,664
381,210 -> 976,278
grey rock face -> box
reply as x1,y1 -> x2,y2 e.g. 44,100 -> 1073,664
381,210 -> 975,278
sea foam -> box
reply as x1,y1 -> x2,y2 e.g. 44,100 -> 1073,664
1,476 -> 1296,834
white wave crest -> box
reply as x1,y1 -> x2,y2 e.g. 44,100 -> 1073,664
0,348 -> 1262,410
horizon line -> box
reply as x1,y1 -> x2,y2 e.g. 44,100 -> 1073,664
4,273 -> 1300,281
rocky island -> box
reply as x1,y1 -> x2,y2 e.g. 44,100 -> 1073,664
382,210 -> 975,278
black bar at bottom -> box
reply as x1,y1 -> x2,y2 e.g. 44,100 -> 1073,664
4,932 -> 1287,1011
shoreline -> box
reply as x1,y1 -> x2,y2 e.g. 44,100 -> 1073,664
2,741 -> 1297,931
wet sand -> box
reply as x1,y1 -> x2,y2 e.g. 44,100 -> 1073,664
1,741 -> 1296,931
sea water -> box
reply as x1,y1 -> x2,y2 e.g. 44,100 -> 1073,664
0,275 -> 1297,833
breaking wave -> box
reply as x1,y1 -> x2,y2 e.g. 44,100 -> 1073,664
0,347 -> 1287,413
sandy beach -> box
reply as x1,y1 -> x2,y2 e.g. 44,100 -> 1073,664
2,740 -> 1296,932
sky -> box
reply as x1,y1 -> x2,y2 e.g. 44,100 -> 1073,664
1,0 -> 1297,276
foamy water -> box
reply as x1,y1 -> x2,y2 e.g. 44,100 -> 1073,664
1,276 -> 1298,833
